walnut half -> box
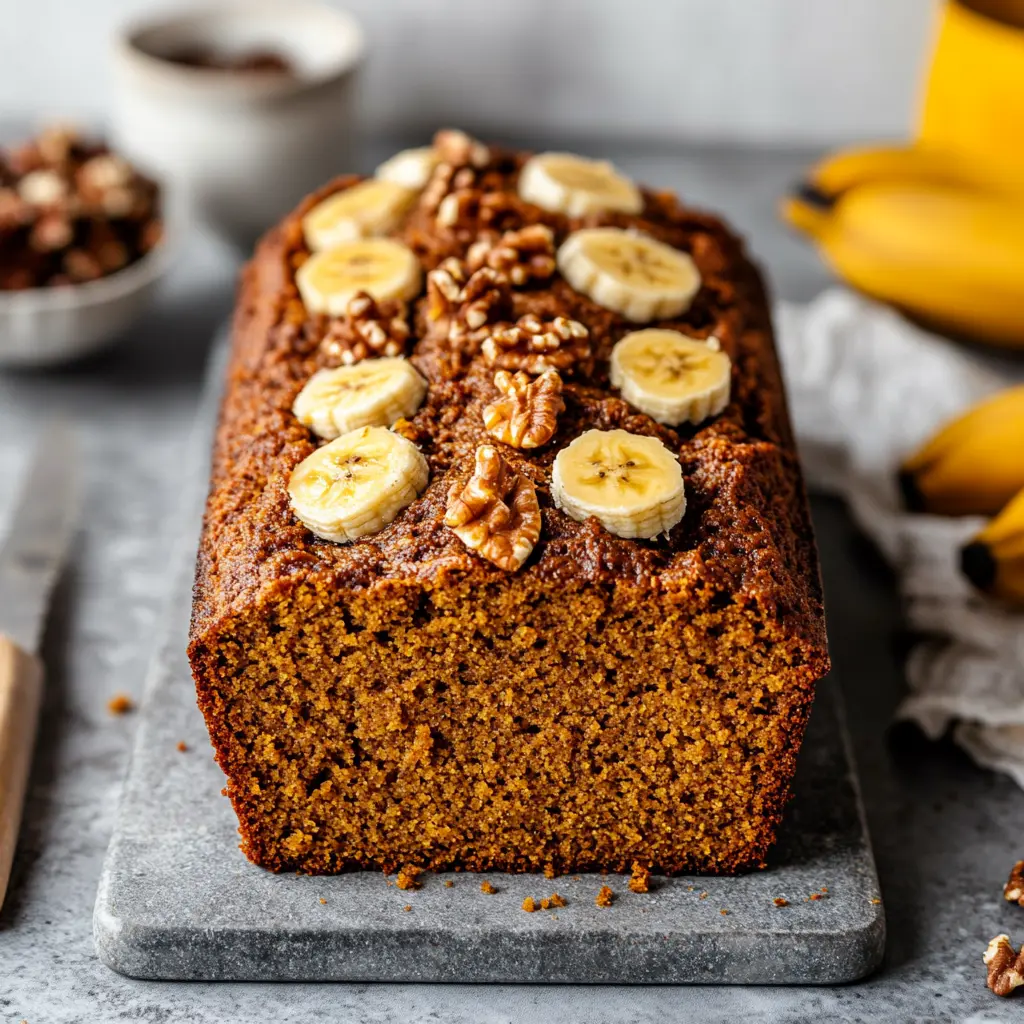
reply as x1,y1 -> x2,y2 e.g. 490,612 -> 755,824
444,445 -> 541,571
1005,860 -> 1024,906
985,934 -> 1024,997
482,370 -> 564,449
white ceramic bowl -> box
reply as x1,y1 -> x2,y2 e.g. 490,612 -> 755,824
111,1 -> 365,248
0,244 -> 171,368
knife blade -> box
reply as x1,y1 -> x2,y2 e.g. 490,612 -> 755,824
0,423 -> 79,654
0,424 -> 79,909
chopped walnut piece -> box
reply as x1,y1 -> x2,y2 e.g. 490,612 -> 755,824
426,259 -> 512,357
434,128 -> 490,170
395,865 -> 422,891
628,862 -> 650,894
419,130 -> 489,216
436,190 -> 476,229
986,934 -> 1024,997
444,445 -> 541,572
595,885 -> 614,908
1005,860 -> 1024,906
467,224 -> 557,286
321,291 -> 411,366
75,154 -> 139,217
482,313 -> 592,375
29,212 -> 73,253
483,370 -> 564,449
0,187 -> 31,230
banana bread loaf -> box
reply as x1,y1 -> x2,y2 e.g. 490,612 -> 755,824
188,131 -> 829,876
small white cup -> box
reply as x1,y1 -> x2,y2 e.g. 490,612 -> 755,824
111,1 -> 364,248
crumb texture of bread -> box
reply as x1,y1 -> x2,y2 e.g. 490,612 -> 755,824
188,140 -> 829,877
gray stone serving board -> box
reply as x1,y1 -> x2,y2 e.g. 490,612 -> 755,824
93,339 -> 885,985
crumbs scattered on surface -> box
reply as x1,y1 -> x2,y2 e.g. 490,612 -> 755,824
808,892 -> 825,902
820,886 -> 829,893
403,905 -> 412,912
481,880 -> 497,895
773,897 -> 789,907
176,741 -> 188,752
445,880 -> 454,888
522,897 -> 537,912
319,898 -> 327,905
687,885 -> 695,892
107,693 -> 134,715
540,893 -> 566,910
870,897 -> 882,905
699,891 -> 708,900
595,886 -> 614,908
720,909 -> 729,916
396,865 -> 422,891
629,862 -> 650,894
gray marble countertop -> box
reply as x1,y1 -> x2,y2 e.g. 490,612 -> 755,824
1,140 -> 1022,1023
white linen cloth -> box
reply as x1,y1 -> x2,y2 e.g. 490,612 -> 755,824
774,288 -> 1024,788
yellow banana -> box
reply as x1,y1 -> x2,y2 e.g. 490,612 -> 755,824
961,484 -> 1024,605
781,180 -> 1024,351
801,143 -> 992,201
899,384 -> 1024,516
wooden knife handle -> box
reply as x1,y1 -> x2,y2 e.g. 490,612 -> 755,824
0,634 -> 43,911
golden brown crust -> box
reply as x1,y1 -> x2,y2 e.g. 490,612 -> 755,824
188,142 -> 829,876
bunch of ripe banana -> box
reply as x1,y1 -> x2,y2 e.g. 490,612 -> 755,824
781,143 -> 1024,350
900,384 -> 1024,605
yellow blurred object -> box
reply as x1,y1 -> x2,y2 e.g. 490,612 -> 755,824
803,143 -> 990,199
781,182 -> 1024,349
783,0 -> 1024,350
961,484 -> 1024,605
919,0 -> 1024,189
898,384 -> 1024,516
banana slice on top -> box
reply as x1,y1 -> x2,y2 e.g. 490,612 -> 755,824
557,228 -> 701,322
551,428 -> 685,540
302,179 -> 417,251
375,147 -> 441,191
293,358 -> 427,439
296,239 -> 422,316
610,329 -> 731,426
518,152 -> 643,217
288,426 -> 429,544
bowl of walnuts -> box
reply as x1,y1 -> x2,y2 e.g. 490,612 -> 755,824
0,125 -> 168,368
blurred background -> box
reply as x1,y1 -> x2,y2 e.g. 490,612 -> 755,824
3,0 -> 933,144
4,2 -> 1024,1019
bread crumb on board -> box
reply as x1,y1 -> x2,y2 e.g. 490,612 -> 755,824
481,880 -> 498,895
396,866 -> 422,891
628,862 -> 650,893
176,741 -> 188,752
595,886 -> 614,908
522,896 -> 537,913
107,693 -> 134,715
773,897 -> 789,907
